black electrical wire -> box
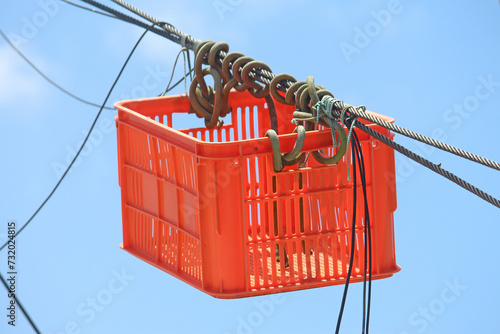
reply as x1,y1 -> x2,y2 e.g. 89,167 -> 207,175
0,2 -> 195,253
0,23 -> 153,334
0,27 -> 152,253
0,28 -> 114,111
352,130 -> 372,334
334,127 -> 373,334
335,138 -> 358,334
0,272 -> 41,333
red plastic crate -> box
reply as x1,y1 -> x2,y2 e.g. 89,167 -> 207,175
114,90 -> 400,298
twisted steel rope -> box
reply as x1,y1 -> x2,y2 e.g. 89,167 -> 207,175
357,122 -> 500,208
330,100 -> 500,171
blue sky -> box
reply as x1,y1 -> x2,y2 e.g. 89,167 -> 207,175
1,1 -> 500,333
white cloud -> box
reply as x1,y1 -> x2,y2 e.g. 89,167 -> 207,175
0,44 -> 49,117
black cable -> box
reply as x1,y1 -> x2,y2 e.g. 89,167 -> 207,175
0,27 -> 152,252
334,127 -> 373,334
335,138 -> 358,334
352,130 -> 372,334
0,272 -> 40,333
361,138 -> 373,334
353,130 -> 368,334
0,28 -> 114,111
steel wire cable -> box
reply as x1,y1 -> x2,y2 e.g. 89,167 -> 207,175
60,0 -> 120,19
111,0 -> 161,25
333,101 -> 500,171
75,0 -> 498,174
80,0 -> 199,49
356,121 -> 500,208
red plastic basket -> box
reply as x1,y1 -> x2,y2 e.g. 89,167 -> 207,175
114,90 -> 400,298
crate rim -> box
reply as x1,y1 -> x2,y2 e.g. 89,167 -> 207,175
114,92 -> 396,160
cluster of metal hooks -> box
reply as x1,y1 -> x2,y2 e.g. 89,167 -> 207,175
189,41 -> 349,170
188,40 -> 278,131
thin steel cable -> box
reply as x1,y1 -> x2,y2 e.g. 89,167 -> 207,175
311,96 -> 500,207
336,101 -> 500,171
79,0 -> 281,89
112,0 -> 274,83
160,47 -> 192,96
0,28 -> 114,110
0,27 -> 151,252
111,0 -> 180,36
356,121 -> 500,209
159,68 -> 194,96
80,0 -> 176,37
59,0 -> 119,20
80,0 -> 199,50
0,272 -> 41,333
111,0 -> 161,25
59,0 -> 193,98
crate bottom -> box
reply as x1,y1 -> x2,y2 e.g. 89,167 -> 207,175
120,243 -> 203,289
247,244 -> 400,294
120,243 -> 400,299
248,244 -> 349,287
